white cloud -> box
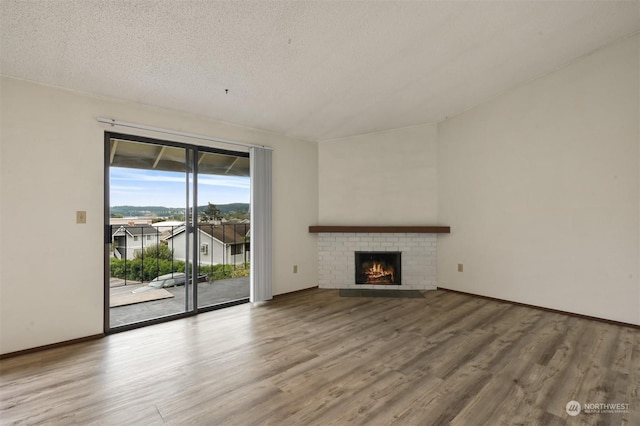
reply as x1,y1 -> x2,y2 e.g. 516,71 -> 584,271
109,167 -> 250,206
111,168 -> 250,189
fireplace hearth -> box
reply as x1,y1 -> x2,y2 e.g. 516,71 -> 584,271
355,251 -> 401,285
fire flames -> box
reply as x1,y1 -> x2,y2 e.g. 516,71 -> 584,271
364,262 -> 394,283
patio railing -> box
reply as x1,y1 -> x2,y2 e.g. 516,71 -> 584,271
110,222 -> 250,285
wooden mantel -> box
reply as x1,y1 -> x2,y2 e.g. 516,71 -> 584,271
308,226 -> 450,234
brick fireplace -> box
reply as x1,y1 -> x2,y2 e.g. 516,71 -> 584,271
310,226 -> 450,291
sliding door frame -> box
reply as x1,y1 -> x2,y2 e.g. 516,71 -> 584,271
103,131 -> 250,334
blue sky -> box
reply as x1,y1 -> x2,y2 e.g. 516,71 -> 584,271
110,167 -> 250,207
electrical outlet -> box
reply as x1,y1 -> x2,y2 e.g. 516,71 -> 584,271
457,263 -> 463,272
293,265 -> 298,274
76,210 -> 87,224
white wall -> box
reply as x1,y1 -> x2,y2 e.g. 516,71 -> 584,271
318,124 -> 438,225
438,34 -> 640,325
0,77 -> 318,354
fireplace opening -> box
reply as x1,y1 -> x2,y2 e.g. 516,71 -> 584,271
355,252 -> 401,285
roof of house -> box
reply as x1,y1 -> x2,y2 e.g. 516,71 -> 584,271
201,223 -> 250,243
165,223 -> 250,244
111,224 -> 160,237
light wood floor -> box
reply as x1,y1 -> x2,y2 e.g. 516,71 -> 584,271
1,289 -> 639,425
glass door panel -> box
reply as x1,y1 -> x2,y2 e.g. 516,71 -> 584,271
107,136 -> 195,329
196,150 -> 251,309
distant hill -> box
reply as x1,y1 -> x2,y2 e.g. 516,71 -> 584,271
111,203 -> 249,218
215,203 -> 250,215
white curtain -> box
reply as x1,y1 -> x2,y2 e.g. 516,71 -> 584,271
249,147 -> 273,302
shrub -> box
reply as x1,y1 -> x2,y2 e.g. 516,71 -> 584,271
230,266 -> 250,278
198,263 -> 249,281
110,258 -> 185,282
135,244 -> 173,261
110,257 -> 247,282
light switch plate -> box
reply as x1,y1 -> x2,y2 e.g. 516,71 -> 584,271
76,210 -> 87,224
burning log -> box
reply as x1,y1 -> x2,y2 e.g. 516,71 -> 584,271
364,262 -> 394,283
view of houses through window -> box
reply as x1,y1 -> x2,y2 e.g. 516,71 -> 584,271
106,134 -> 251,330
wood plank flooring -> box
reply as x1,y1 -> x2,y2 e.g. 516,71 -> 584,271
1,289 -> 639,425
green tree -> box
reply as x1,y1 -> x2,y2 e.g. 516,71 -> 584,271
200,202 -> 222,222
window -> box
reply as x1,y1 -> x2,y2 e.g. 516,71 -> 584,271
200,244 -> 209,255
231,244 -> 243,256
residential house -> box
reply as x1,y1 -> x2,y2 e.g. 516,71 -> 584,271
110,224 -> 161,260
164,223 -> 250,266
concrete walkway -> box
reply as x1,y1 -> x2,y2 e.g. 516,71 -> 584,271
109,277 -> 250,327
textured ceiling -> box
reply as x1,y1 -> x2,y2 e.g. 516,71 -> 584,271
1,1 -> 639,142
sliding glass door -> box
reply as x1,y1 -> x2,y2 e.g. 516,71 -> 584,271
104,132 -> 250,331
195,151 -> 251,310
